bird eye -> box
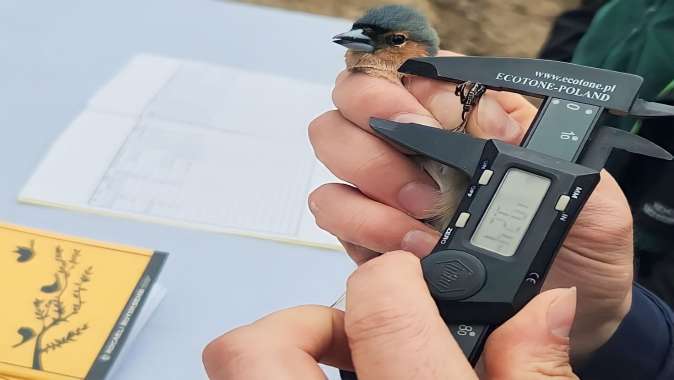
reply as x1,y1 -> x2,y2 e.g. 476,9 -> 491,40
387,34 -> 407,46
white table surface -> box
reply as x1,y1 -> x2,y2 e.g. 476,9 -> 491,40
0,0 -> 355,378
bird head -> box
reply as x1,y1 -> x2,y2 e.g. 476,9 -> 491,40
333,5 -> 439,58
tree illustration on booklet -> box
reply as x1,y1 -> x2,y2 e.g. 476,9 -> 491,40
12,243 -> 94,370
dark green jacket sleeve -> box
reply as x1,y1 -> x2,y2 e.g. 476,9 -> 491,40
571,0 -> 674,131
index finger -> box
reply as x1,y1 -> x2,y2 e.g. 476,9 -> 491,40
332,70 -> 442,133
331,50 -> 463,134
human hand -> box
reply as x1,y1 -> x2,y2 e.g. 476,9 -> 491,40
203,251 -> 579,380
308,51 -> 633,360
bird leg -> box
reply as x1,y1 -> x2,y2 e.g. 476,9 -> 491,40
454,81 -> 487,133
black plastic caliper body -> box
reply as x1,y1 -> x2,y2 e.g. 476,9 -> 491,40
368,56 -> 674,365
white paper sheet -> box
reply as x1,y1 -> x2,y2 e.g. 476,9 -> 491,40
20,54 -> 341,249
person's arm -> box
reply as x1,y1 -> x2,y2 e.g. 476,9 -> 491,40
576,283 -> 674,380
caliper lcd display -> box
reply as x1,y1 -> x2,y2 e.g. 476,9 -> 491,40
471,168 -> 551,256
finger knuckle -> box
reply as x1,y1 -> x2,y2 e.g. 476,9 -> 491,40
309,184 -> 361,241
529,348 -> 578,379
308,184 -> 335,224
202,326 -> 259,377
347,256 -> 377,284
356,251 -> 417,274
331,82 -> 341,107
610,214 -> 634,243
357,81 -> 386,111
352,147 -> 396,181
308,111 -> 337,147
308,192 -> 326,227
335,69 -> 349,85
328,206 -> 371,249
413,78 -> 443,105
485,340 -> 577,380
344,243 -> 378,265
575,202 -> 633,249
334,76 -> 386,116
348,251 -> 417,285
576,177 -> 634,248
346,303 -> 430,349
381,250 -> 420,266
307,184 -> 325,208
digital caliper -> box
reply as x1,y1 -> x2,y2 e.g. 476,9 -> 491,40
340,57 -> 674,378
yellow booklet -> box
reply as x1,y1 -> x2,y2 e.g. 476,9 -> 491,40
0,223 -> 167,380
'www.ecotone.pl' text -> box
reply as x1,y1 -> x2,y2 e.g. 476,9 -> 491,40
494,71 -> 617,102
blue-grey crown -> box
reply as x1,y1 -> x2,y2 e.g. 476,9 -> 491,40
354,5 -> 439,55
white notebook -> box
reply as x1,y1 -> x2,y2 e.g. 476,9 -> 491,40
20,54 -> 341,250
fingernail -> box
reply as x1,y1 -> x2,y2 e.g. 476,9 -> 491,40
401,230 -> 437,256
398,181 -> 440,218
547,287 -> 577,338
392,112 -> 442,129
477,97 -> 521,142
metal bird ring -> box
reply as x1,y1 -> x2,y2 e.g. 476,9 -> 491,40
454,81 -> 486,133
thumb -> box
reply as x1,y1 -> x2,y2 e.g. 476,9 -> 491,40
482,288 -> 579,380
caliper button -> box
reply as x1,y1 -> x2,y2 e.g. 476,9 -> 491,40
478,170 -> 493,185
455,212 -> 470,228
555,195 -> 571,212
422,250 -> 486,301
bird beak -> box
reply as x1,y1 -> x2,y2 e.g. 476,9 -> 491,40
332,29 -> 374,53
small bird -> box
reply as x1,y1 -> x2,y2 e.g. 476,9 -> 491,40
333,5 -> 467,230
12,327 -> 35,348
13,240 -> 35,263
